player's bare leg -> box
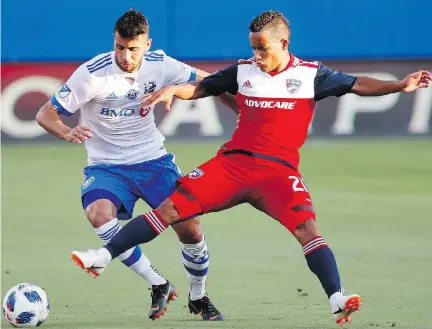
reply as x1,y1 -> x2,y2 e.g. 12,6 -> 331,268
293,219 -> 362,326
71,198 -> 177,320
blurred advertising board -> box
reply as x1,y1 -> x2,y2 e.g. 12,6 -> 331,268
1,60 -> 431,143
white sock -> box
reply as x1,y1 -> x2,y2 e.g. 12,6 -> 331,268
181,235 -> 209,300
95,218 -> 166,286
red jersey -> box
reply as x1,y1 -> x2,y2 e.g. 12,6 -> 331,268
200,54 -> 356,168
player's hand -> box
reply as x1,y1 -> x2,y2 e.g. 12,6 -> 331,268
141,86 -> 176,111
64,125 -> 93,143
400,70 -> 431,92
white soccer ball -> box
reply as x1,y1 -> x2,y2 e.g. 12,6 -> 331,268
2,283 -> 50,327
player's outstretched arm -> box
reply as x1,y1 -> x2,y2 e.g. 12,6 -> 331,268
36,100 -> 93,143
351,70 -> 431,96
141,83 -> 211,111
217,93 -> 239,114
194,69 -> 239,114
143,63 -> 238,111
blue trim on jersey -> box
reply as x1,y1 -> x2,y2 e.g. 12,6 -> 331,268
51,96 -> 73,116
144,57 -> 163,62
86,54 -> 111,69
188,68 -> 197,82
121,246 -> 142,267
144,51 -> 164,62
87,57 -> 111,70
88,61 -> 112,73
145,52 -> 163,59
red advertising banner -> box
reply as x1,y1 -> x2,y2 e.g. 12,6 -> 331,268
1,61 -> 431,142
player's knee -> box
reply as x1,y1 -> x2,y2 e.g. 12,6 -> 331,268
173,218 -> 203,244
85,200 -> 116,228
293,219 -> 320,245
157,198 -> 181,224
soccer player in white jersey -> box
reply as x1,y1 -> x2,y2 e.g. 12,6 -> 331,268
36,9 -> 233,321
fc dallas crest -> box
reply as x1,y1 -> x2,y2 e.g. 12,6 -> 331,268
286,79 -> 301,93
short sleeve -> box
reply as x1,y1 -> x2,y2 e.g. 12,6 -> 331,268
163,55 -> 196,86
51,65 -> 95,116
199,64 -> 238,96
314,63 -> 357,101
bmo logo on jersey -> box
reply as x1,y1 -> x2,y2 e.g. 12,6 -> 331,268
244,99 -> 296,110
100,108 -> 135,117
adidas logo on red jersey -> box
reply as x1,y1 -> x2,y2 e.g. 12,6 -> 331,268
242,80 -> 252,88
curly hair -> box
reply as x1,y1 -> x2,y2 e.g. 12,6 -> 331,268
115,9 -> 149,38
249,10 -> 290,39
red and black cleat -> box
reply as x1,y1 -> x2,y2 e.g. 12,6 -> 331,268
148,281 -> 177,320
188,294 -> 224,321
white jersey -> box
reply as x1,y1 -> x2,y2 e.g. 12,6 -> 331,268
51,50 -> 196,165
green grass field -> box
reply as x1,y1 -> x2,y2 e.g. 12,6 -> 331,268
2,139 -> 432,329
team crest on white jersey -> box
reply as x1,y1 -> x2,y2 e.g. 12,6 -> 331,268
126,89 -> 139,100
58,84 -> 71,98
188,168 -> 204,179
143,81 -> 156,94
286,79 -> 302,94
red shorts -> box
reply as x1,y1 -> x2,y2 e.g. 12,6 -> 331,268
170,153 -> 315,233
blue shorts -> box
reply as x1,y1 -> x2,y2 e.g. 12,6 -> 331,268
81,154 -> 182,220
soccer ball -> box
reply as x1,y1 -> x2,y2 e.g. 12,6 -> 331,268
2,283 -> 50,327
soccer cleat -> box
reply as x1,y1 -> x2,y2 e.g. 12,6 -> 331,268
149,281 -> 178,320
331,292 -> 363,327
188,295 -> 224,321
71,249 -> 109,278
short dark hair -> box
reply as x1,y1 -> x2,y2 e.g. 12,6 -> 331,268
249,10 -> 290,39
115,9 -> 149,38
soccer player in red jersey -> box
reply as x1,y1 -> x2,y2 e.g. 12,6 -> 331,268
72,10 -> 431,326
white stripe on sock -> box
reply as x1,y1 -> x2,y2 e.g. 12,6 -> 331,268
303,238 -> 325,251
303,239 -> 326,254
147,211 -> 165,232
144,213 -> 162,234
303,237 -> 328,256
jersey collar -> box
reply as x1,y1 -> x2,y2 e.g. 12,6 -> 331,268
267,53 -> 297,77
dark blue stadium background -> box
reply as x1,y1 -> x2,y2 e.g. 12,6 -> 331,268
2,0 -> 432,61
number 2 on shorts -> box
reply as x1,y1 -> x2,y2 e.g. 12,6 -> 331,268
288,176 -> 308,192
